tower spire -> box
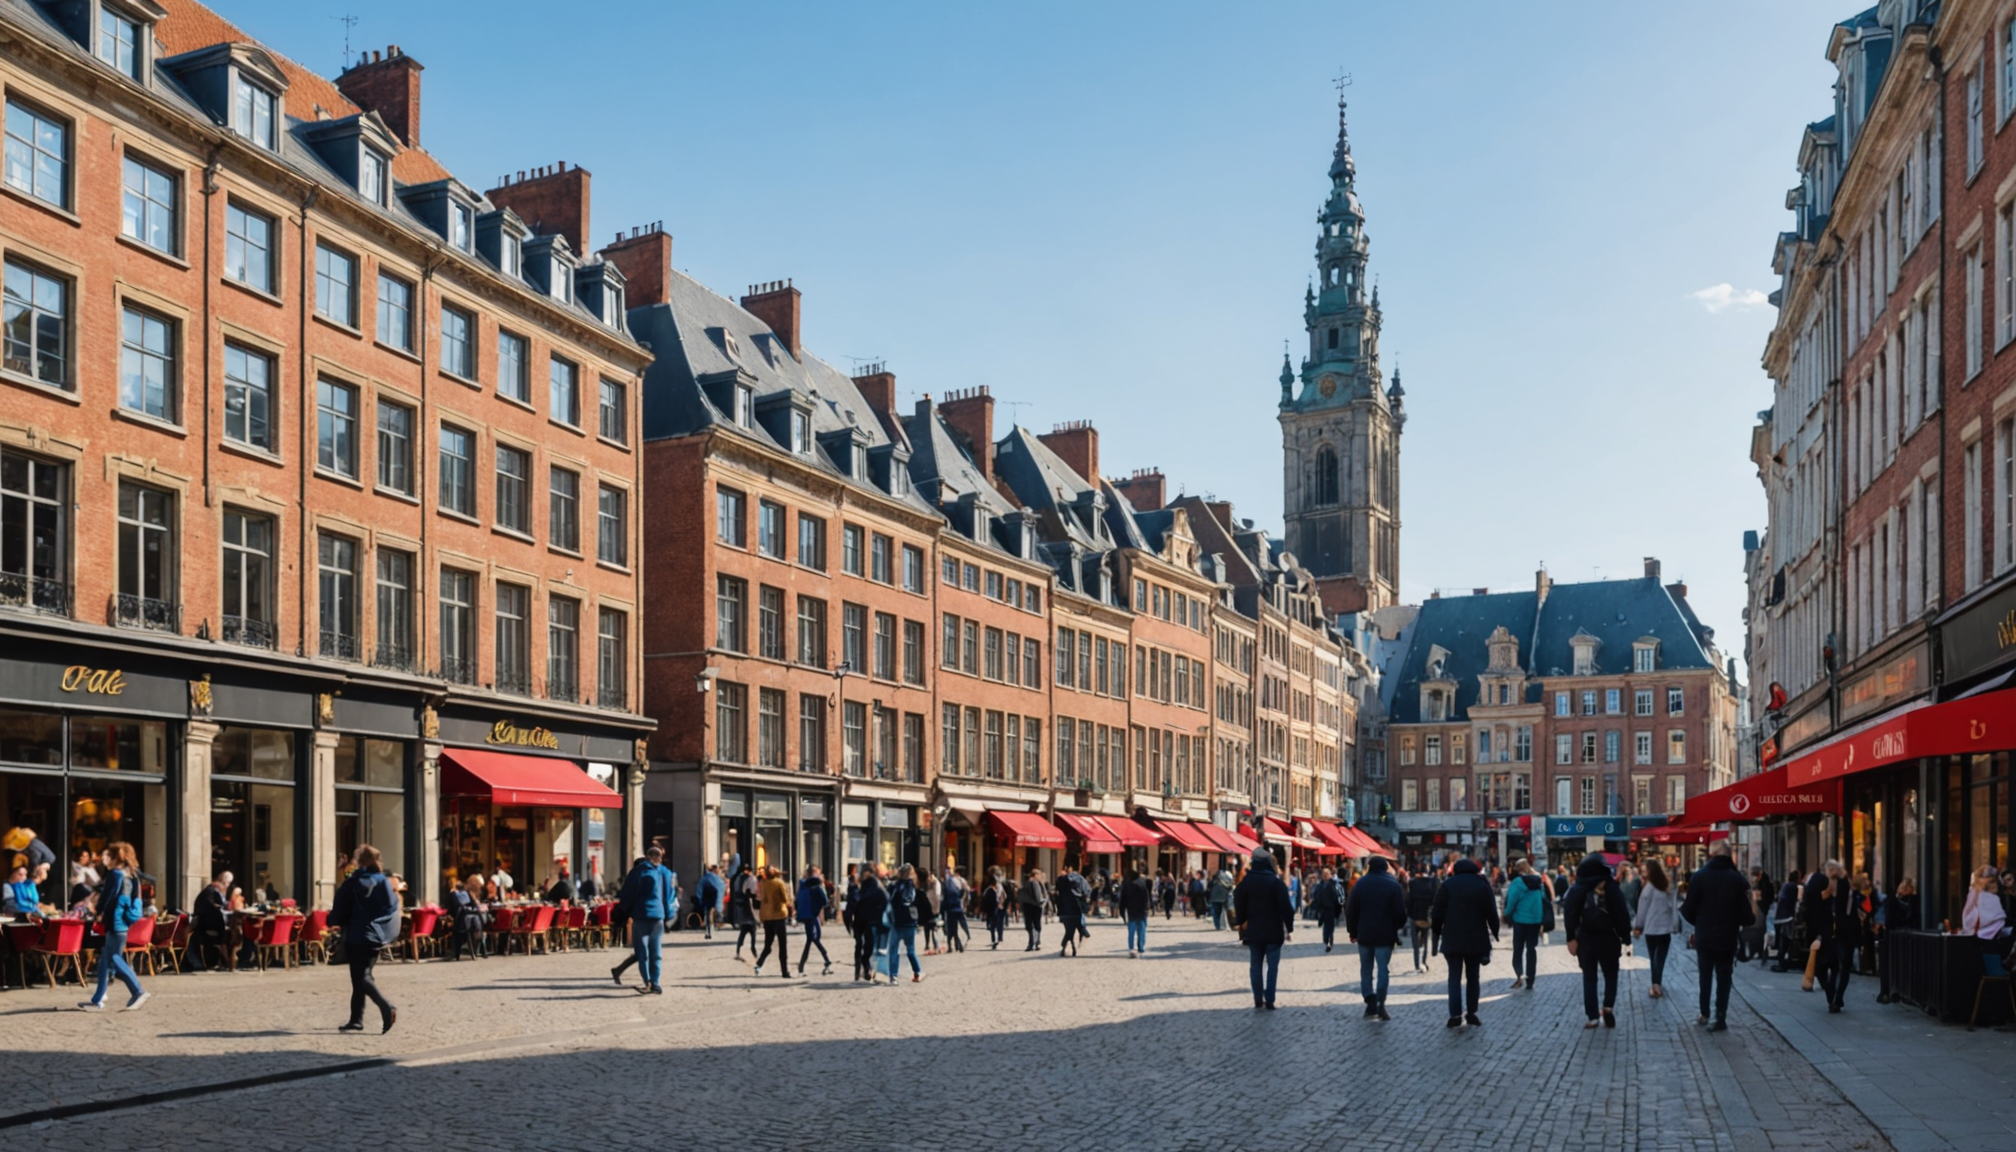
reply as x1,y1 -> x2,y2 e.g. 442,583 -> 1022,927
1331,71 -> 1355,182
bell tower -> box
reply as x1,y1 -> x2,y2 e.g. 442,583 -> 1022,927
1279,79 -> 1403,616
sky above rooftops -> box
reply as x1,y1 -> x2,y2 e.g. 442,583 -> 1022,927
214,0 -> 1848,662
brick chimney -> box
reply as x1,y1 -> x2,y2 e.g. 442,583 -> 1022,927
1039,421 -> 1099,486
601,223 -> 671,307
740,281 -> 800,360
851,364 -> 901,443
485,162 -> 592,253
1112,467 -> 1165,511
1644,556 -> 1662,581
939,387 -> 995,479
336,46 -> 424,147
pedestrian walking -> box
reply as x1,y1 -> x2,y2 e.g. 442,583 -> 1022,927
980,867 -> 1009,949
852,868 -> 889,981
1630,858 -> 1678,1000
1501,858 -> 1553,990
1157,870 -> 1178,920
751,866 -> 795,978
1429,857 -> 1499,1028
1803,861 -> 1860,1013
919,869 -> 943,954
1018,868 -> 1048,951
1120,867 -> 1153,956
330,843 -> 400,1030
1055,867 -> 1091,956
1770,869 -> 1804,970
1617,864 -> 1642,920
940,867 -> 970,953
1563,852 -> 1631,1030
1405,866 -> 1439,973
1344,855 -> 1407,1020
1207,864 -> 1234,930
1679,841 -> 1753,1031
1875,878 -> 1919,1003
1230,848 -> 1295,1010
729,865 -> 758,960
77,842 -> 148,1013
614,846 -> 675,995
795,866 -> 832,975
885,864 -> 924,983
1311,867 -> 1345,953
694,865 -> 726,938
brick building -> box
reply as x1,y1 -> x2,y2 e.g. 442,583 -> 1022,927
0,0 -> 651,909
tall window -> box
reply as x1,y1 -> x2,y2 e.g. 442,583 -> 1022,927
376,401 -> 412,495
758,689 -> 786,768
549,356 -> 579,425
797,513 -> 825,569
547,595 -> 579,700
1667,729 -> 1686,765
315,244 -> 356,327
597,485 -> 627,566
904,619 -> 925,684
842,702 -> 865,776
1635,731 -> 1653,766
118,307 -> 175,420
120,156 -> 176,254
440,568 -> 476,683
494,445 -> 530,534
758,585 -> 784,660
498,331 -> 529,402
550,467 -> 579,552
874,612 -> 896,679
1969,69 -> 1985,177
842,524 -> 864,576
903,545 -> 924,592
1967,245 -> 1985,379
233,76 -> 275,150
2,260 -> 68,387
1667,687 -> 1685,715
799,696 -> 826,771
438,425 -> 474,515
4,99 -> 68,207
0,450 -> 64,613
796,596 -> 827,667
317,533 -> 359,660
598,379 -> 626,443
494,582 -> 530,693
440,304 -> 473,377
716,683 -> 747,763
842,603 -> 867,673
115,481 -> 174,629
224,203 -> 273,292
223,343 -> 273,450
947,705 -> 966,774
219,509 -> 272,646
374,548 -> 413,670
376,274 -> 412,351
716,488 -> 745,547
99,12 -> 139,76
716,575 -> 747,652
359,148 -> 386,206
758,500 -> 786,558
870,533 -> 893,584
597,607 -> 627,708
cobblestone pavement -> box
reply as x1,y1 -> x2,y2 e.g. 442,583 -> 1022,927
1,918 -> 1891,1152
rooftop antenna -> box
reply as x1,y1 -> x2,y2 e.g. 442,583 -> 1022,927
332,14 -> 359,69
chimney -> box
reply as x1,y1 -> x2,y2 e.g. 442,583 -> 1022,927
485,162 -> 592,254
1535,567 -> 1551,607
939,387 -> 996,480
600,223 -> 671,307
740,281 -> 800,360
851,363 -> 901,443
1205,501 -> 1235,530
1039,420 -> 1099,486
336,45 -> 423,147
1667,580 -> 1689,601
1472,587 -> 1489,596
1112,467 -> 1165,511
1644,556 -> 1662,581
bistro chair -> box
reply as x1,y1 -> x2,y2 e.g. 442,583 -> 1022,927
1967,950 -> 2016,1032
149,913 -> 189,975
585,903 -> 614,950
558,906 -> 587,951
120,916 -> 158,977
26,919 -> 87,988
402,908 -> 442,962
514,905 -> 556,955
5,922 -> 43,988
488,907 -> 519,955
296,910 -> 331,966
252,914 -> 299,972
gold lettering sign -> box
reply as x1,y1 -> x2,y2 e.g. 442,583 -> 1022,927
1998,608 -> 2016,652
486,720 -> 560,751
60,666 -> 126,696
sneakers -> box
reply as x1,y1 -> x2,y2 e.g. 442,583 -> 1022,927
77,1000 -> 103,1012
124,992 -> 150,1012
753,964 -> 763,976
1465,1012 -> 1482,1027
338,1021 -> 365,1032
1709,1020 -> 1728,1032
1447,1016 -> 1463,1028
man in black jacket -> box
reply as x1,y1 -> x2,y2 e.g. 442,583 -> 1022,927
1344,856 -> 1409,1020
1404,870 -> 1439,973
1563,853 -> 1632,1028
1231,849 -> 1296,1010
1120,869 -> 1153,956
1310,867 -> 1345,953
1429,858 -> 1500,1028
1680,840 -> 1756,1031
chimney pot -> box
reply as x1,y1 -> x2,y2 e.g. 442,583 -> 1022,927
740,281 -> 803,359
1038,422 -> 1100,486
940,387 -> 998,481
485,163 -> 594,254
337,44 -> 426,147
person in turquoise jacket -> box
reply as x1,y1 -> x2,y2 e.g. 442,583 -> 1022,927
616,845 -> 676,994
1501,859 -> 1554,991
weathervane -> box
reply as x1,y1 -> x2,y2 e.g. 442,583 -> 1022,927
1333,70 -> 1353,100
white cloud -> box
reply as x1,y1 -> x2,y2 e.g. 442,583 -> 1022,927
1688,283 -> 1770,313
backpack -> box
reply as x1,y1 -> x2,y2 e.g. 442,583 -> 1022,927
1579,884 -> 1615,941
111,871 -> 144,932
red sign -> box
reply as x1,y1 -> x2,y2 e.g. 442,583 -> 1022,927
1781,688 -> 2016,787
1683,765 -> 1838,825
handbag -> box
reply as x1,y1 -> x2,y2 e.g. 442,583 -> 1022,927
1801,940 -> 1819,991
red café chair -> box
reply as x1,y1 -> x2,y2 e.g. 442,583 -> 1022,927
488,906 -> 518,955
296,909 -> 331,966
404,908 -> 441,962
253,914 -> 299,972
586,902 -> 614,950
149,913 -> 189,975
514,905 -> 555,955
27,919 -> 87,988
556,906 -> 586,951
121,916 -> 158,977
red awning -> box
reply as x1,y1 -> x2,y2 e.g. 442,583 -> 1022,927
1227,826 -> 1262,854
1262,816 -> 1325,850
1053,812 -> 1122,854
1631,824 -> 1730,846
1341,826 -> 1394,858
1683,765 -> 1841,826
1302,821 -> 1351,856
1095,816 -> 1163,849
986,810 -> 1067,849
1191,822 -> 1246,855
1782,687 -> 2016,787
439,748 -> 623,808
1154,820 -> 1217,852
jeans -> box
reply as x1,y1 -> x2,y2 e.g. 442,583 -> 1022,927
1822,943 -> 1855,1007
734,922 -> 756,956
854,925 -> 882,979
1126,918 -> 1147,952
1510,922 -> 1540,980
986,909 -> 1007,945
1697,946 -> 1734,1022
798,918 -> 830,968
1319,915 -> 1337,949
347,948 -> 392,1024
1022,906 -> 1042,948
1445,953 -> 1481,1017
92,929 -> 141,1005
885,924 -> 920,978
755,919 -> 790,976
1210,901 -> 1226,930
1247,942 -> 1282,1005
943,909 -> 968,952
1580,954 -> 1618,1019
1358,944 -> 1393,1001
1644,933 -> 1673,986
632,917 -> 665,988
1412,921 -> 1433,969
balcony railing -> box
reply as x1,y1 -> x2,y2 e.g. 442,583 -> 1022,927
438,656 -> 479,686
221,614 -> 277,649
494,671 -> 532,697
545,674 -> 578,703
0,571 -> 70,617
111,593 -> 179,633
319,629 -> 360,662
596,682 -> 628,710
372,643 -> 415,673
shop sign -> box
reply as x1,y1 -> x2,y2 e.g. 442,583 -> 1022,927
1941,579 -> 2016,686
1839,643 -> 1929,724
1777,700 -> 1832,755
486,720 -> 560,750
1545,817 -> 1624,838
60,665 -> 126,695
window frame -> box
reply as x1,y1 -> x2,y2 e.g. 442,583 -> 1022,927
224,200 -> 275,293
117,305 -> 178,423
437,423 -> 476,516
315,378 -> 360,479
120,153 -> 178,256
375,271 -> 414,353
4,97 -> 70,209
314,243 -> 358,328
439,302 -> 474,379
597,484 -> 628,567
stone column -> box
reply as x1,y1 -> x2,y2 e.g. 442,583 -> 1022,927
625,753 -> 646,865
182,719 -> 220,908
308,729 -> 340,908
418,741 -> 442,906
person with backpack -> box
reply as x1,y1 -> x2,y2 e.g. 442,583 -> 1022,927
614,845 -> 675,995
1207,864 -> 1235,930
1344,855 -> 1408,1020
852,866 -> 889,981
1631,858 -> 1680,1001
729,865 -> 758,961
979,867 -> 1009,949
795,866 -> 832,976
1054,866 -> 1092,956
1018,868 -> 1049,951
78,842 -> 148,1012
608,855 -> 647,986
885,864 -> 924,983
1405,866 -> 1439,972
330,843 -> 401,1030
1680,841 -> 1754,1030
1429,857 -> 1499,1028
750,866 -> 795,978
693,865 -> 726,939
1310,867 -> 1346,953
939,866 -> 969,954
1501,858 -> 1553,990
1563,852 -> 1631,1029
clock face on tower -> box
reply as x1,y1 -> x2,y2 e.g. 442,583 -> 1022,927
1318,374 -> 1338,398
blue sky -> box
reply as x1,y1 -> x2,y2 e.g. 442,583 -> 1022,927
217,0 -> 1851,663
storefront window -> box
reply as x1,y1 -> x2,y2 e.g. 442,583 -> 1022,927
0,708 -> 62,766
0,706 -> 168,907
70,715 -> 168,772
755,792 -> 789,875
878,804 -> 913,870
842,801 -> 870,870
334,736 -> 407,878
211,725 -> 297,903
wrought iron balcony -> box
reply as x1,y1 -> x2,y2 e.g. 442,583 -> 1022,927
221,614 -> 277,649
545,675 -> 578,703
112,593 -> 179,633
596,682 -> 628,710
371,643 -> 415,673
438,657 -> 479,686
0,571 -> 70,617
494,671 -> 533,697
319,629 -> 360,662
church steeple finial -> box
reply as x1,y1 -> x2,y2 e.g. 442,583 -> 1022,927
1330,71 -> 1355,183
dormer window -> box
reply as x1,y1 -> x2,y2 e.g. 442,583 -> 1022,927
99,11 -> 141,78
500,232 -> 520,277
733,385 -> 752,428
891,463 -> 909,497
233,75 -> 276,150
604,284 -> 624,326
359,148 -> 387,206
551,261 -> 572,303
1633,639 -> 1659,673
451,203 -> 473,252
790,410 -> 810,454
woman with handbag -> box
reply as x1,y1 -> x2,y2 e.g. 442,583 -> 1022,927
78,842 -> 147,1012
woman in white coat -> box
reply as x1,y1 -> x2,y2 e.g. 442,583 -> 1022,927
1631,858 -> 1680,999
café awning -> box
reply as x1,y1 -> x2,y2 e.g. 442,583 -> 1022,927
1191,822 -> 1246,855
1263,816 -> 1325,850
1683,765 -> 1840,826
1631,823 -> 1730,846
1096,816 -> 1164,849
1781,687 -> 2016,787
986,810 -> 1067,849
1053,812 -> 1122,855
439,748 -> 623,808
1302,821 -> 1352,856
1154,820 -> 1217,852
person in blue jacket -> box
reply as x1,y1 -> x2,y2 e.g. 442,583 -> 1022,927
331,843 -> 400,1032
694,865 -> 726,938
1501,858 -> 1554,991
616,845 -> 676,995
796,866 -> 832,976
885,864 -> 924,983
